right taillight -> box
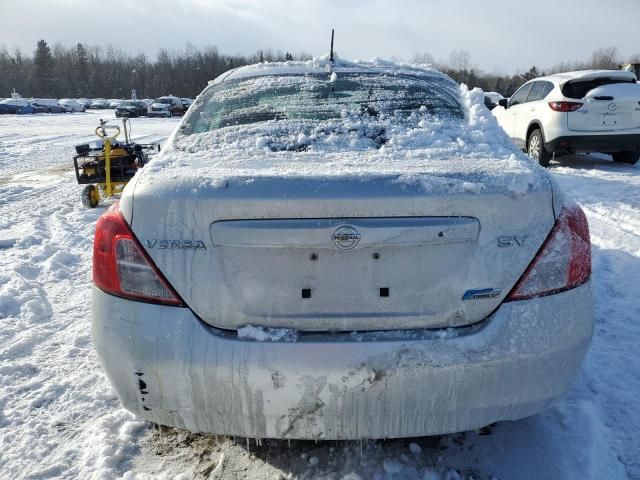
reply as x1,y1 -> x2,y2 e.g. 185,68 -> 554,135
548,101 -> 583,112
507,206 -> 591,301
93,203 -> 183,306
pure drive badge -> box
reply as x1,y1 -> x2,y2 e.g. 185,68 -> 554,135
145,239 -> 207,250
462,288 -> 502,300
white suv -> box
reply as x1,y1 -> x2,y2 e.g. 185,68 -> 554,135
493,70 -> 640,166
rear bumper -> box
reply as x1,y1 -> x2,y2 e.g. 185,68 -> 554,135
92,282 -> 593,440
546,133 -> 640,153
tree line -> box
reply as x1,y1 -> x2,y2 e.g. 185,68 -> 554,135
0,40 -> 309,99
415,46 -> 637,97
0,40 -> 637,100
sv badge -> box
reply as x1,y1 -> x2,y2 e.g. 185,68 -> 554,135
497,235 -> 528,248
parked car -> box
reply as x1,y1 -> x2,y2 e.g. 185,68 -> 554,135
147,95 -> 184,117
492,70 -> 640,166
77,98 -> 93,108
115,100 -> 148,117
181,97 -> 194,109
0,98 -> 36,114
30,102 -> 67,113
89,98 -> 110,109
59,98 -> 86,112
92,60 -> 593,441
109,99 -> 125,109
483,91 -> 504,110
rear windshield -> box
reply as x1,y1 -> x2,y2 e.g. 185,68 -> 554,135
180,72 -> 463,134
155,98 -> 173,105
562,77 -> 636,99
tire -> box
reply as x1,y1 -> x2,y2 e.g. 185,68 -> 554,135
81,185 -> 99,208
612,151 -> 640,165
527,129 -> 552,167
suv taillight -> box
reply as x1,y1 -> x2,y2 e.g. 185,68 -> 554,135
548,101 -> 583,112
93,203 -> 183,306
507,206 -> 591,301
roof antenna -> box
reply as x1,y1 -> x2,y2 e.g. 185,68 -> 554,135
329,28 -> 335,63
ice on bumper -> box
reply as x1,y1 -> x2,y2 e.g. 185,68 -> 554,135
92,282 -> 593,440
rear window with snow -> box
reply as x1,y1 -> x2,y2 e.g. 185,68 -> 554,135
180,72 -> 463,134
561,77 -> 636,99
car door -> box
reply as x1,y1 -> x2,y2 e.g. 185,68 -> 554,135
515,81 -> 546,140
505,82 -> 534,148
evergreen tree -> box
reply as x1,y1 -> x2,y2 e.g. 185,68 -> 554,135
75,43 -> 89,96
33,40 -> 55,96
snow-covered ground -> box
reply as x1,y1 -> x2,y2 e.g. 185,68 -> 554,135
0,112 -> 638,479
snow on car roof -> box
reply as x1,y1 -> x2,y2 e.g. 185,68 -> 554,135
137,59 -> 547,198
214,55 -> 453,85
542,69 -> 636,84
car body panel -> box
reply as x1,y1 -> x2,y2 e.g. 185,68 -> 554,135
128,172 -> 554,331
92,281 -> 593,439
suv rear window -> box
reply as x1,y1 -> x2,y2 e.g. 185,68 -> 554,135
181,72 -> 463,134
562,77 -> 636,99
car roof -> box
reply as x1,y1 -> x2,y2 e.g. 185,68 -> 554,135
210,56 -> 454,86
535,69 -> 636,85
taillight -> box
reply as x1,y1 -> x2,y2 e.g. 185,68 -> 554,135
93,203 -> 183,306
507,206 -> 591,301
548,101 -> 583,112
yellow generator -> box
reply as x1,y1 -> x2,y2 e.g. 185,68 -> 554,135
73,118 -> 160,207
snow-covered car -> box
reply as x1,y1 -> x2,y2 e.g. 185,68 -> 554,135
0,98 -> 36,114
115,100 -> 147,117
59,99 -> 86,112
147,95 -> 184,117
89,98 -> 110,109
108,99 -> 124,109
483,91 -> 504,110
92,59 -> 594,440
492,70 -> 640,166
77,98 -> 93,108
30,102 -> 67,113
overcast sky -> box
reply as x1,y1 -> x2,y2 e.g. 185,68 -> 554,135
1,0 -> 639,73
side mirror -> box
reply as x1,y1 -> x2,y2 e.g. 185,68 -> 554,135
499,98 -> 509,108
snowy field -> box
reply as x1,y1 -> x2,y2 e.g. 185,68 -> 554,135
0,112 -> 639,479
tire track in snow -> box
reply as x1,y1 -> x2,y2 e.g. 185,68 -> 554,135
0,115 -> 178,479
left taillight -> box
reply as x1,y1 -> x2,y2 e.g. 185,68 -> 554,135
93,203 -> 183,306
507,205 -> 591,301
548,101 -> 583,112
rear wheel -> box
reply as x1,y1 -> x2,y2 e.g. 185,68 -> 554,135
527,129 -> 552,167
81,185 -> 99,208
612,151 -> 640,165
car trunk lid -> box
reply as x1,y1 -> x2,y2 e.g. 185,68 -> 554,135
126,165 -> 554,332
566,81 -> 640,132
